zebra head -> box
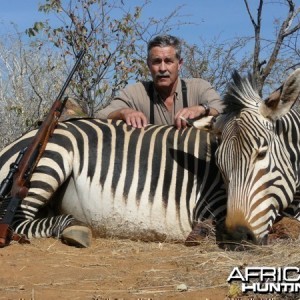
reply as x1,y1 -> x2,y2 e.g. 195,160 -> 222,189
214,69 -> 300,250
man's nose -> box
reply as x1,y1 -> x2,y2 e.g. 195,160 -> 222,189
159,62 -> 167,71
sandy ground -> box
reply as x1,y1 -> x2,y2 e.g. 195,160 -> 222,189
0,236 -> 232,300
0,218 -> 299,299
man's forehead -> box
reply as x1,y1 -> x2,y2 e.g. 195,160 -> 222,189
149,46 -> 177,58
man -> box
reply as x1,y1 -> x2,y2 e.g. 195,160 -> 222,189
97,34 -> 223,129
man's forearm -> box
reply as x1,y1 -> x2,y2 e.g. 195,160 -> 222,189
209,107 -> 220,117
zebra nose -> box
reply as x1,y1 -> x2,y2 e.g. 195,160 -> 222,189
216,223 -> 258,251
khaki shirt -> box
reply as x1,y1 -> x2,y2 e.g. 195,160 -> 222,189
97,78 -> 224,125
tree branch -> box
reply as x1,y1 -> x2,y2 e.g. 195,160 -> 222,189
262,0 -> 299,82
243,0 -> 257,29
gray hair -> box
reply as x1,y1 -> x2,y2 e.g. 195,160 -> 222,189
147,35 -> 182,60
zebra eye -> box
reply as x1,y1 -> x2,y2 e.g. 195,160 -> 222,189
256,147 -> 268,160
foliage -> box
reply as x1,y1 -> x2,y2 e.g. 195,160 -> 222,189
0,0 -> 300,145
26,0 -> 189,116
181,1 -> 300,97
244,0 -> 300,95
27,0 -> 300,102
0,32 -> 65,146
181,37 -> 253,96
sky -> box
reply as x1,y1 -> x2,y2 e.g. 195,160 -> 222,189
0,0 -> 299,46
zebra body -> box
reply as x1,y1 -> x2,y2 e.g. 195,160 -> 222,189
0,119 -> 226,244
4,69 -> 300,249
214,69 -> 300,249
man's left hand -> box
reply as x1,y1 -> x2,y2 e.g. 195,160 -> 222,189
174,105 -> 206,129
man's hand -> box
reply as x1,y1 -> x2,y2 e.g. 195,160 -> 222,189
120,108 -> 148,128
174,105 -> 206,129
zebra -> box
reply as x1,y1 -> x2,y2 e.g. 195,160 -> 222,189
213,68 -> 300,250
0,118 -> 226,247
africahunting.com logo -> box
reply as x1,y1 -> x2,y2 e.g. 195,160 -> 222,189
227,266 -> 300,293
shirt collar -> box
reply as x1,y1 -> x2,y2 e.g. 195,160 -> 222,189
153,78 -> 181,102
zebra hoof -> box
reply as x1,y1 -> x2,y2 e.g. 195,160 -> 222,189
61,224 -> 92,248
185,220 -> 215,246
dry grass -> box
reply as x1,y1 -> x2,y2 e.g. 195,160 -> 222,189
1,232 -> 300,299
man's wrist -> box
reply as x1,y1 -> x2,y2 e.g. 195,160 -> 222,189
200,104 -> 210,116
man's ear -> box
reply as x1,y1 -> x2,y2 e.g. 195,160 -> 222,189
178,58 -> 183,70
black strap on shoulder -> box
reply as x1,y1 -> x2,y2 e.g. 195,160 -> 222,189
181,79 -> 188,108
149,79 -> 187,124
149,81 -> 155,124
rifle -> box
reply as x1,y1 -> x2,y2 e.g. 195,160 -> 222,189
0,49 -> 86,247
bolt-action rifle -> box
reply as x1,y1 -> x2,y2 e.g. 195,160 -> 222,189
0,49 -> 86,247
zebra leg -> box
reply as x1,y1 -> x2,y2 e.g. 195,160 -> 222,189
267,193 -> 300,242
12,212 -> 92,247
184,219 -> 215,246
9,154 -> 93,247
268,216 -> 300,242
60,219 -> 92,248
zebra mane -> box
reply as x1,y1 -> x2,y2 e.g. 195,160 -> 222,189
214,71 -> 263,131
223,71 -> 262,115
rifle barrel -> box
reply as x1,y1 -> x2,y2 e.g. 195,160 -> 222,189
56,49 -> 86,104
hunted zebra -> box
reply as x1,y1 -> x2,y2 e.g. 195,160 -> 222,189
0,118 -> 226,247
214,68 -> 300,250
1,69 -> 299,250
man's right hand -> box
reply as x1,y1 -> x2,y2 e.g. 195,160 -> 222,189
108,108 -> 148,128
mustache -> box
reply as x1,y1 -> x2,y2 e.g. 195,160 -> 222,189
155,73 -> 170,79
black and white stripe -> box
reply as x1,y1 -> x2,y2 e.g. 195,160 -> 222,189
215,70 -> 300,248
0,119 -> 226,242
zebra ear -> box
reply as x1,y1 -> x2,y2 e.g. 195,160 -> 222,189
259,68 -> 300,120
59,98 -> 87,121
191,116 -> 216,131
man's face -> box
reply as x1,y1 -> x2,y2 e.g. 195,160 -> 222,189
147,46 -> 183,89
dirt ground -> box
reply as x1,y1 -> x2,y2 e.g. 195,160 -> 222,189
0,236 -> 230,300
1,218 -> 300,300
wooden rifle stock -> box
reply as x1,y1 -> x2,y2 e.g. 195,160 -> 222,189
11,97 -> 69,197
0,49 -> 86,247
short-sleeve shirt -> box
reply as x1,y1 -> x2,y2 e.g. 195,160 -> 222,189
96,78 -> 224,125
